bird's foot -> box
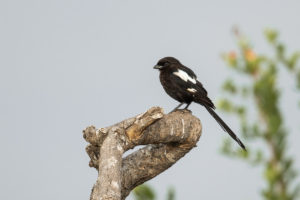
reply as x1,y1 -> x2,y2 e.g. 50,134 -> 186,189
182,108 -> 192,113
169,108 -> 178,113
169,108 -> 191,114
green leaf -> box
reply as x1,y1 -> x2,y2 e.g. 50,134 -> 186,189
264,164 -> 277,183
264,29 -> 278,44
133,184 -> 156,200
221,138 -> 234,156
222,52 -> 238,68
220,29 -> 300,200
166,187 -> 176,200
297,70 -> 300,89
286,52 -> 300,70
291,184 -> 300,199
241,86 -> 250,97
217,99 -> 233,112
222,79 -> 237,94
276,44 -> 285,59
235,106 -> 245,116
238,36 -> 250,50
237,147 -> 249,159
252,150 -> 264,165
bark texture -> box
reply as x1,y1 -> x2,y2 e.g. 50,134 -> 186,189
83,107 -> 202,200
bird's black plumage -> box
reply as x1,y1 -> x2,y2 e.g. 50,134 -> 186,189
154,57 -> 246,150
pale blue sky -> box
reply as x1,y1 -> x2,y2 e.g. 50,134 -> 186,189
1,1 -> 300,200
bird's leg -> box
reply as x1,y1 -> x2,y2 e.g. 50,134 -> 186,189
184,102 -> 191,110
170,103 -> 184,112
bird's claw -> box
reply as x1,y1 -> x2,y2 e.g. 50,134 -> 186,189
169,108 -> 192,114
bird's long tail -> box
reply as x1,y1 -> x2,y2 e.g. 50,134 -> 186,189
204,105 -> 246,150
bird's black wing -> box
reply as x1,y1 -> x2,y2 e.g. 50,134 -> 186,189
178,65 -> 210,96
179,64 -> 197,79
170,66 -> 214,108
194,81 -> 215,109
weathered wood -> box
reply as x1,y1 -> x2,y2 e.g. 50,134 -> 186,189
83,107 -> 202,200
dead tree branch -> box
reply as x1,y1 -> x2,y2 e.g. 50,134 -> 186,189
83,107 -> 202,200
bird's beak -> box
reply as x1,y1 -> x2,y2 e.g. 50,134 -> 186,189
153,65 -> 162,70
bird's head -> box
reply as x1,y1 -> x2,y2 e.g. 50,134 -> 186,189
153,57 -> 181,71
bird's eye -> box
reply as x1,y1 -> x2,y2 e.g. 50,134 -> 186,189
164,62 -> 170,67
157,61 -> 170,68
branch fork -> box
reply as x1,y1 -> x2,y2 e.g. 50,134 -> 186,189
83,107 -> 202,200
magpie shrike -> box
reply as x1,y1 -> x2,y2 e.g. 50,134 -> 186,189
154,57 -> 246,150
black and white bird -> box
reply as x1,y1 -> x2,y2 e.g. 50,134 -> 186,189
154,57 -> 246,150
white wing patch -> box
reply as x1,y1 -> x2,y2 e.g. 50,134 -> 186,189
173,69 -> 197,84
187,88 -> 197,93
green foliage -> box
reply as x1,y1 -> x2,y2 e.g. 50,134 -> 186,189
133,184 -> 156,200
222,79 -> 237,94
220,29 -> 300,200
166,187 -> 175,200
131,29 -> 300,200
133,184 -> 175,200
